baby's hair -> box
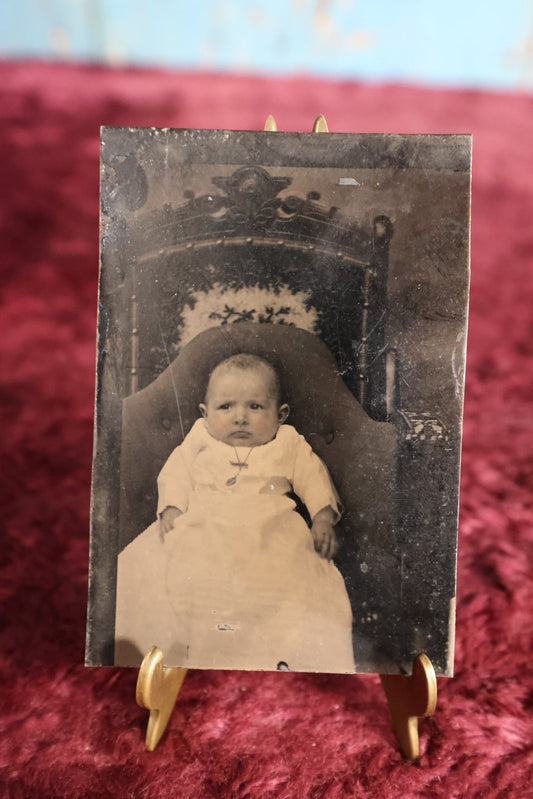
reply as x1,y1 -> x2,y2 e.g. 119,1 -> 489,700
206,353 -> 282,405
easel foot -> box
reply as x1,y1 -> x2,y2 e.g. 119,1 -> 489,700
380,653 -> 437,760
136,646 -> 187,751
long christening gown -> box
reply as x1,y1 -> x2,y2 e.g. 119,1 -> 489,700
115,420 -> 355,672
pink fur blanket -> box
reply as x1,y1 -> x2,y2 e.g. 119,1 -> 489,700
1,62 -> 531,798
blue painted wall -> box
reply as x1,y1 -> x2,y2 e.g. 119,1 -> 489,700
2,1 -> 532,91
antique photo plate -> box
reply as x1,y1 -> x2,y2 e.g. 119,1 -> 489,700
86,127 -> 471,676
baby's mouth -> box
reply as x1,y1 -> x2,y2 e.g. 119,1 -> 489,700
230,431 -> 252,439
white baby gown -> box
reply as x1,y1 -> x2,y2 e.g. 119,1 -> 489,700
115,420 -> 355,673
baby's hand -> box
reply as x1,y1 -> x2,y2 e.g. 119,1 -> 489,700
311,507 -> 338,560
159,506 -> 183,539
311,519 -> 338,560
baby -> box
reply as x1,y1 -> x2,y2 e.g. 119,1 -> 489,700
115,352 -> 355,673
158,353 -> 339,561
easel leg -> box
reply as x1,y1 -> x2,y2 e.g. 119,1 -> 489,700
136,646 -> 187,751
380,653 -> 437,760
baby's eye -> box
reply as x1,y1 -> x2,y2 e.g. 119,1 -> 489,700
249,403 -> 263,410
218,403 -> 231,410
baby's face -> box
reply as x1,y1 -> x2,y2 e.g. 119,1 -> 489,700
200,366 -> 288,447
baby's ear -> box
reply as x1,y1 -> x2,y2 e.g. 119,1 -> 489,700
278,403 -> 290,424
199,403 -> 207,418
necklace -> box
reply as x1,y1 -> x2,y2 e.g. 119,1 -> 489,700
226,446 -> 254,486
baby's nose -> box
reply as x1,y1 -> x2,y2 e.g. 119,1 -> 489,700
234,406 -> 249,424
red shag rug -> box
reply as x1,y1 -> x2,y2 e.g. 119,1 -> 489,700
1,61 -> 532,798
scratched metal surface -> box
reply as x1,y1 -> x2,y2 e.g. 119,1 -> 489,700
87,128 -> 471,676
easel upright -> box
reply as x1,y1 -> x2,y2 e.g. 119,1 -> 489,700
134,115 -> 438,761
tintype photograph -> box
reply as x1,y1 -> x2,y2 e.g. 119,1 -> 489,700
86,127 -> 471,676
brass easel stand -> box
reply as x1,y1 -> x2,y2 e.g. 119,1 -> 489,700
136,647 -> 437,759
136,114 -> 438,758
